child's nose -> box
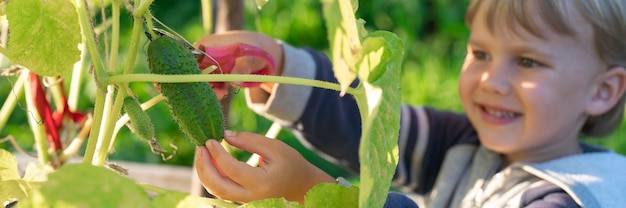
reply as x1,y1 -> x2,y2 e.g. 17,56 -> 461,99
479,64 -> 512,95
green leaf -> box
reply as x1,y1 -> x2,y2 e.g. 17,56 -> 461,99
356,37 -> 385,83
355,31 -> 404,208
0,179 -> 30,205
0,149 -> 32,205
27,163 -> 150,208
0,149 -> 20,181
6,0 -> 81,76
151,190 -> 239,208
323,0 -> 404,205
22,162 -> 54,183
357,31 -> 405,83
240,198 -> 302,208
322,0 -> 363,95
304,183 -> 359,207
0,2 -> 6,16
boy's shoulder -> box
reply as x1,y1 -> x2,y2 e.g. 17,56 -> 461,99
524,143 -> 626,208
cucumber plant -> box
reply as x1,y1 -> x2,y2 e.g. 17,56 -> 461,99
147,33 -> 225,146
0,0 -> 402,207
122,94 -> 169,155
123,95 -> 155,143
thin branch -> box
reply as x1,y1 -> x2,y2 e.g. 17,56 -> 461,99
0,136 -> 37,158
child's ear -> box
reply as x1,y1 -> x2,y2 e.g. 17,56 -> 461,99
586,66 -> 626,115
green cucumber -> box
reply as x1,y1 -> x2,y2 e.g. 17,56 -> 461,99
123,95 -> 155,141
123,95 -> 166,154
147,35 -> 225,145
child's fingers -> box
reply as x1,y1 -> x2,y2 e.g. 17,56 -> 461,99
222,131 -> 285,160
194,146 -> 252,201
204,139 -> 264,191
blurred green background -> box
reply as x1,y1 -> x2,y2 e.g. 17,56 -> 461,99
1,0 -> 626,180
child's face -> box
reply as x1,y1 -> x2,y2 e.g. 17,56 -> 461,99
458,4 -> 606,162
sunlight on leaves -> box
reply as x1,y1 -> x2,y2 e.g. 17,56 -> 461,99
322,0 -> 363,95
152,191 -> 239,208
356,31 -> 404,208
357,38 -> 385,83
0,2 -> 6,16
0,149 -> 30,205
304,183 -> 359,207
337,0 -> 361,46
22,162 -> 54,183
27,164 -> 150,207
0,179 -> 29,206
357,31 -> 404,84
240,198 -> 302,208
5,0 -> 81,76
323,0 -> 404,206
0,149 -> 19,181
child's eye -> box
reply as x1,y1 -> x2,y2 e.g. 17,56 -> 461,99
518,58 -> 541,68
472,51 -> 489,61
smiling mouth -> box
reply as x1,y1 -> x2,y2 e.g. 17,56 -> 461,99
481,105 -> 521,119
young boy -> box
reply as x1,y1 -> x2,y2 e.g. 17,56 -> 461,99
194,0 -> 626,207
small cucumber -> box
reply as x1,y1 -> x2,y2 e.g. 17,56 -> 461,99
147,35 -> 225,145
123,95 -> 155,141
123,95 -> 166,154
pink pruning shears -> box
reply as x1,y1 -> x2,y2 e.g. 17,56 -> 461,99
193,42 -> 275,89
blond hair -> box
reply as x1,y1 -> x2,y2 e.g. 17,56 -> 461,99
465,0 -> 626,137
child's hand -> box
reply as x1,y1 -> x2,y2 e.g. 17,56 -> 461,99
194,130 -> 335,204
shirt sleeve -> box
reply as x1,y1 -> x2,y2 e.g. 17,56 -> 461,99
392,106 -> 479,194
245,42 -> 317,124
384,192 -> 420,208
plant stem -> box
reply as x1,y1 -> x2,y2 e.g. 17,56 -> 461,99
123,19 -> 144,74
68,42 -> 88,112
74,0 -> 107,90
107,74 -> 361,96
0,15 -> 19,129
83,91 -> 106,164
23,71 -> 49,164
93,14 -> 145,166
134,0 -> 155,18
94,87 -> 126,166
93,86 -> 115,161
44,77 -> 64,110
144,12 -> 157,38
0,16 -> 8,49
76,0 -> 110,165
0,71 -> 27,131
61,115 -> 92,161
200,0 -> 213,34
109,0 -> 121,73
